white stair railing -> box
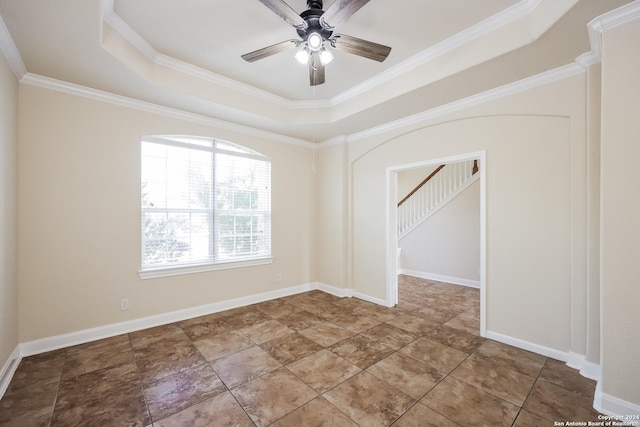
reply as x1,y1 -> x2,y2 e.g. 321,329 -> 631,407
398,160 -> 477,237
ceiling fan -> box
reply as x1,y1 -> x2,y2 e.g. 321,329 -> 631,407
241,0 -> 392,86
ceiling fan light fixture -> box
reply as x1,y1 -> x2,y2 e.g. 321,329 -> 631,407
295,47 -> 310,64
319,47 -> 334,65
307,32 -> 323,51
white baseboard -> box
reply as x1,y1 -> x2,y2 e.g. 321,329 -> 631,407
485,330 -> 569,362
484,331 -> 640,419
0,345 -> 21,400
401,269 -> 480,289
352,291 -> 391,307
316,282 -> 353,298
594,382 -> 640,418
315,282 -> 391,307
567,352 -> 602,382
20,282 -> 315,357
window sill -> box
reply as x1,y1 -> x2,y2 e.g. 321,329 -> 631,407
138,257 -> 273,280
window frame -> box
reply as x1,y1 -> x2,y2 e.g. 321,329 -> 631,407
139,135 -> 272,279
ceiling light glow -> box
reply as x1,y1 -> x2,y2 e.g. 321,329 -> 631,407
319,48 -> 333,65
307,32 -> 323,51
295,47 -> 310,64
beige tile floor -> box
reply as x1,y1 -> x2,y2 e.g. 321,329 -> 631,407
0,275 -> 602,426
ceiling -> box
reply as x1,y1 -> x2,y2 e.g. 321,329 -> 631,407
0,0 -> 633,142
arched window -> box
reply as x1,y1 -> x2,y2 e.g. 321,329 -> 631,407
140,135 -> 271,277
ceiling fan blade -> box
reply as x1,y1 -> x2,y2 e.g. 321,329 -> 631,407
241,39 -> 298,62
309,53 -> 325,86
320,0 -> 371,29
332,34 -> 391,62
258,0 -> 307,29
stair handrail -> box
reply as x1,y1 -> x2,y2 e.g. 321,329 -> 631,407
397,164 -> 446,207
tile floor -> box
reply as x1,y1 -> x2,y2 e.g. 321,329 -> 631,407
0,275 -> 603,426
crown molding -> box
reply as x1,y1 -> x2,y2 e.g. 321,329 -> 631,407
100,0 -> 310,110
0,14 -> 26,79
333,0 -> 543,105
20,73 -> 313,148
319,1 -> 640,147
322,62 -> 584,146
100,0 -> 548,112
581,1 -> 640,67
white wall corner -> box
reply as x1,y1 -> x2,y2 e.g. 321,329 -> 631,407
0,346 -> 21,400
594,382 -> 640,418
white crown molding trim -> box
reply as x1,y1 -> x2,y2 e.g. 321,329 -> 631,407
101,0 -> 328,110
581,1 -> 640,67
594,382 -> 640,418
400,270 -> 480,289
19,73 -> 313,148
0,15 -> 26,79
341,62 -> 584,145
589,0 -> 640,34
101,0 -> 549,111
0,345 -> 21,400
19,282 -> 316,357
333,0 -> 543,105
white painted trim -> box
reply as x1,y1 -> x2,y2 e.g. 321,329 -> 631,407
398,173 -> 479,240
0,346 -> 21,400
0,281 -> 366,393
580,360 -> 602,382
487,332 -> 602,382
0,15 -> 26,79
567,352 -> 601,382
316,282 -> 353,298
485,330 -> 569,362
139,258 -> 273,280
331,0 -> 545,106
352,291 -> 392,308
101,1 -> 311,111
343,63 -> 585,144
594,382 -> 640,418
19,73 -> 314,148
100,0 -> 552,111
19,282 -> 315,357
400,270 -> 480,289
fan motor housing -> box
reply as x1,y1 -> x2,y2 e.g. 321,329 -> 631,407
297,7 -> 333,41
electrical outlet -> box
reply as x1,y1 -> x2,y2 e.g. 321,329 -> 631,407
120,298 -> 130,311
276,273 -> 283,282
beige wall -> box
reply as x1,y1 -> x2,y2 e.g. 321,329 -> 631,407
334,71 -> 590,357
400,179 -> 480,284
586,63 -> 601,365
600,16 -> 640,405
352,115 -> 572,351
0,50 -> 18,370
17,84 -> 316,342
316,143 -> 348,289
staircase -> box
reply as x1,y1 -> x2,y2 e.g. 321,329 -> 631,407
398,159 -> 478,239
